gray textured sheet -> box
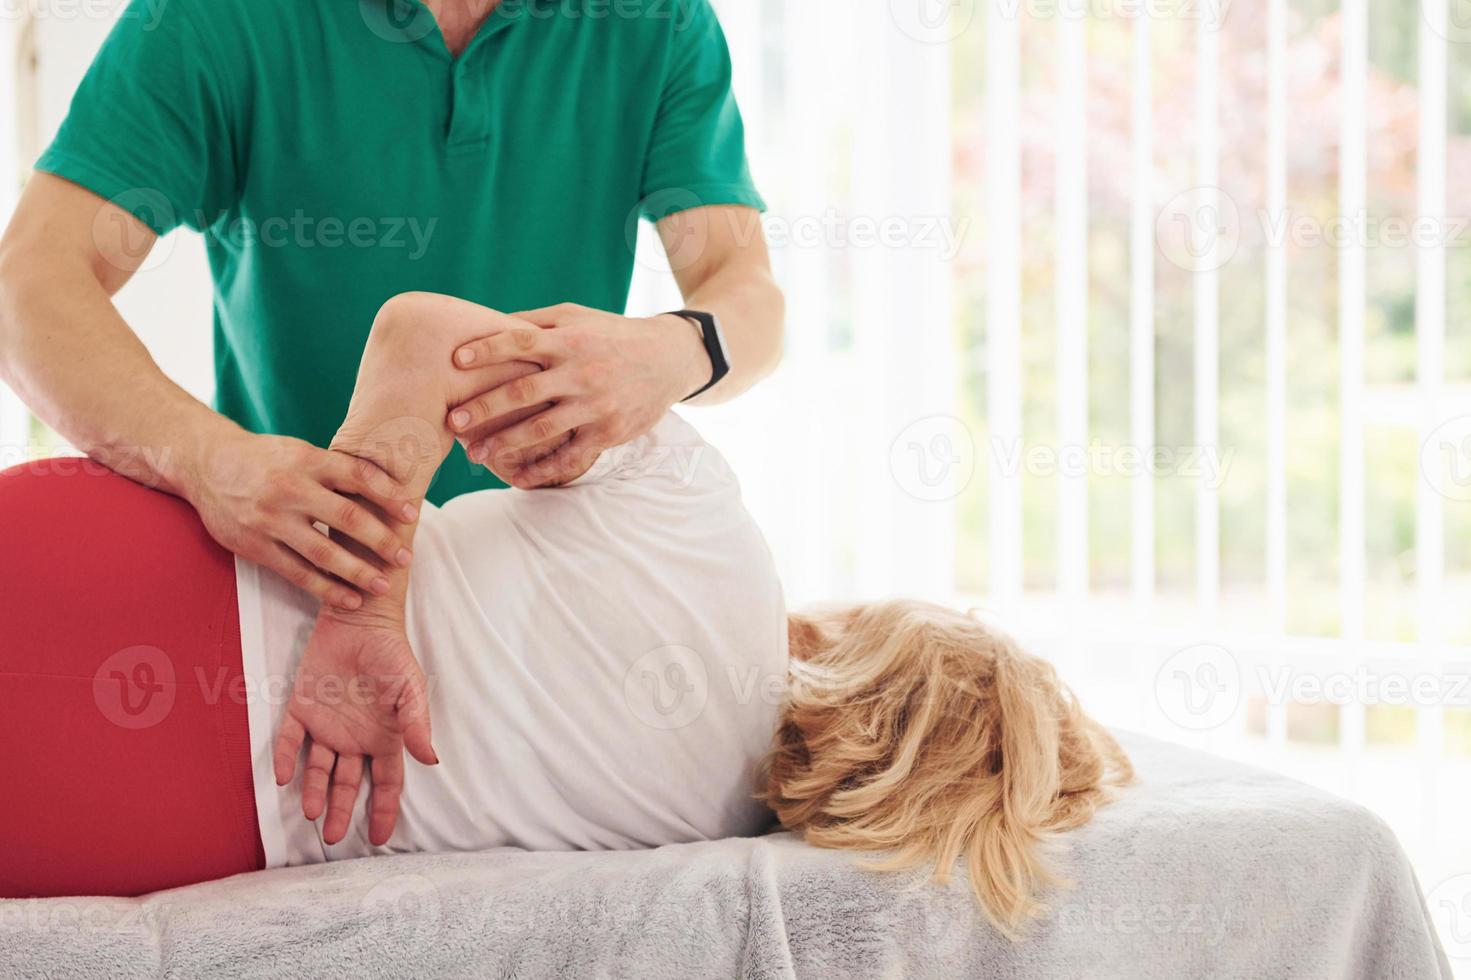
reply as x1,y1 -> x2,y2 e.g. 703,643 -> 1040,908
0,732 -> 1450,979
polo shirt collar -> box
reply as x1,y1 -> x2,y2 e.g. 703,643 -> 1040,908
371,0 -> 536,61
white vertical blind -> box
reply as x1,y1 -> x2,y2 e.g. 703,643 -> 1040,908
1056,13 -> 1089,607
1337,0 -> 1368,775
1264,0 -> 1290,748
1129,12 -> 1155,608
778,1 -> 838,604
900,15 -> 959,594
850,4 -> 893,598
1337,0 -> 1367,645
1194,13 -> 1221,618
1265,0 -> 1289,638
1413,0 -> 1447,845
986,0 -> 1024,606
1414,2 -> 1447,650
876,7 -> 957,597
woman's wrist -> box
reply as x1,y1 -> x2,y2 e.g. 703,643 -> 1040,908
321,398 -> 445,633
321,515 -> 413,632
316,597 -> 407,635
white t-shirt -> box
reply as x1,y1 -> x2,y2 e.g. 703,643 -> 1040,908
235,413 -> 788,868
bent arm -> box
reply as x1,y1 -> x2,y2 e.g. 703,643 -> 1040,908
270,291 -> 546,844
323,291 -> 546,626
0,173 -> 237,492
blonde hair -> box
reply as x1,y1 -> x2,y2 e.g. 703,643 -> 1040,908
760,599 -> 1133,938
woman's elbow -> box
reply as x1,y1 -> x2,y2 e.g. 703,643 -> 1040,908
369,291 -> 440,345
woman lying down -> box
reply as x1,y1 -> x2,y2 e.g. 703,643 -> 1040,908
0,292 -> 1131,935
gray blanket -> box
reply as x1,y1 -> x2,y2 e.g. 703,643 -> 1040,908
1,732 -> 1450,979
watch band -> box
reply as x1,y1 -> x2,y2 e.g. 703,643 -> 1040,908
669,309 -> 730,401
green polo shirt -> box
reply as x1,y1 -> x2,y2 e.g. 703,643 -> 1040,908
37,0 -> 763,503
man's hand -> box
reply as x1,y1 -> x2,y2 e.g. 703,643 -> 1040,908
184,429 -> 418,610
444,303 -> 710,488
272,611 -> 438,847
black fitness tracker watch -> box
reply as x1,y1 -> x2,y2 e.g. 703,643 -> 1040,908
669,309 -> 730,401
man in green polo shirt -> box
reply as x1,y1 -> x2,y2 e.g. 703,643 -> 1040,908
0,0 -> 783,609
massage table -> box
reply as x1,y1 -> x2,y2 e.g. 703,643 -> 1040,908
1,731 -> 1450,979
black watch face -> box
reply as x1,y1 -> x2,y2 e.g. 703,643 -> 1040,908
707,316 -> 730,374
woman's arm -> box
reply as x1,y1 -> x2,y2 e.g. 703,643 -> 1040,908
323,291 -> 555,629
273,291 -> 553,846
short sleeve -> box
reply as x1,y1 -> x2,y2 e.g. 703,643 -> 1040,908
33,0 -> 245,236
637,0 -> 765,222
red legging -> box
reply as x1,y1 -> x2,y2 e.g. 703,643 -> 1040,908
0,461 -> 265,898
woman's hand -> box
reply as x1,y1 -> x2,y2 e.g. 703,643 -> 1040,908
184,429 -> 418,610
272,610 -> 438,847
444,304 -> 710,488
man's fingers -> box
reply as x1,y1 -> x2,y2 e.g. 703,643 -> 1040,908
302,482 -> 411,571
482,429 -> 575,486
321,452 -> 419,524
457,358 -> 541,398
323,754 -> 364,845
273,713 -> 307,786
302,741 -> 336,821
284,523 -> 392,600
367,752 -> 406,847
448,366 -> 576,435
267,543 -> 363,610
471,403 -> 600,457
433,305 -> 543,358
452,326 -> 561,372
501,429 -> 605,489
454,400 -> 557,457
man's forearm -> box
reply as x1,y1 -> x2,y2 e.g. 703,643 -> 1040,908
1,175 -> 421,612
678,262 -> 785,406
655,204 -> 784,406
0,257 -> 233,496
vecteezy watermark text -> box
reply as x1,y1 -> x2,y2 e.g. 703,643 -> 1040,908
992,438 -> 1235,489
194,210 -> 439,261
1155,642 -> 1471,732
